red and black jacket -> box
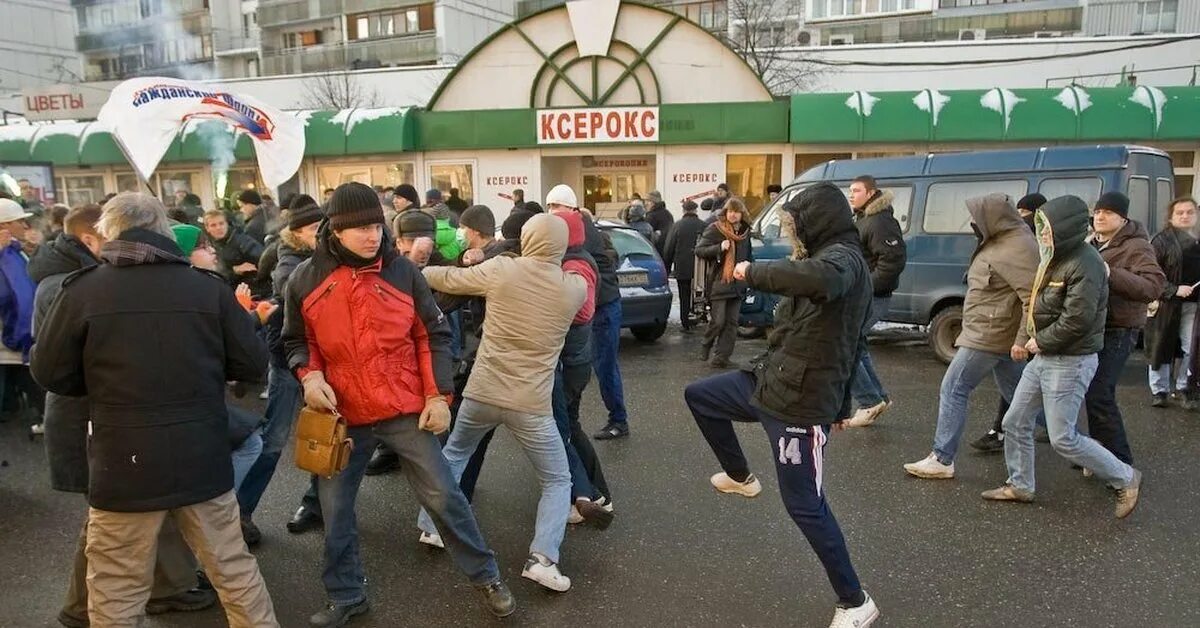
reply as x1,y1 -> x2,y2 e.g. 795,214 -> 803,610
283,223 -> 454,425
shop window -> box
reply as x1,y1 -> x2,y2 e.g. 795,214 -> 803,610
59,175 -> 107,207
429,163 -> 475,205
726,154 -> 782,217
225,169 -> 264,201
159,172 -> 202,208
924,180 -> 1028,234
1039,177 -> 1103,211
116,173 -> 143,194
795,152 -> 851,177
317,162 -> 416,193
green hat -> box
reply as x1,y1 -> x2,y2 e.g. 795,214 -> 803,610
171,224 -> 203,256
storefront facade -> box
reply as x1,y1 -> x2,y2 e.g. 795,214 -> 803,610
1,0 -> 1198,222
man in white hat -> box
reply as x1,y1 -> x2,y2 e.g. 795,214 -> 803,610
0,198 -> 42,435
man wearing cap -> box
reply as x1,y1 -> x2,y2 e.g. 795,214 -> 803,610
645,190 -> 674,256
283,182 -> 513,624
0,197 -> 41,435
1084,191 -> 1163,465
238,190 -> 268,245
664,200 -> 709,332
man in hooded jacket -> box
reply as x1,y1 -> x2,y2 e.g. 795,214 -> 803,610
683,183 -> 880,628
903,194 -> 1038,479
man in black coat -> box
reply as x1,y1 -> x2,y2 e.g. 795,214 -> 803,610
238,189 -> 268,244
683,183 -> 880,627
31,193 -> 278,627
644,190 -> 675,256
844,175 -> 906,428
204,208 -> 269,296
663,200 -> 707,331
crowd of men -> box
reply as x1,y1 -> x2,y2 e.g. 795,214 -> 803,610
3,171 -> 1196,628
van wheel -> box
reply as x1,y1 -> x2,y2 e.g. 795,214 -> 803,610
928,305 -> 962,365
631,321 -> 667,342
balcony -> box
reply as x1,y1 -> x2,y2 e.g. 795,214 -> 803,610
214,32 -> 262,55
84,59 -> 216,82
261,32 -> 437,75
76,15 -> 212,52
257,0 -> 344,27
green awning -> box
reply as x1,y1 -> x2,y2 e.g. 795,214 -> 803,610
791,86 -> 1200,144
300,111 -> 347,156
78,124 -> 130,165
30,123 -> 88,167
0,125 -> 38,163
342,108 -> 414,155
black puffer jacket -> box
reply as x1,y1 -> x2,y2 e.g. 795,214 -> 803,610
1028,195 -> 1109,356
743,183 -> 872,426
28,235 -> 99,494
582,212 -> 620,306
695,218 -> 753,300
31,228 -> 267,512
212,226 -> 267,293
854,190 -> 907,297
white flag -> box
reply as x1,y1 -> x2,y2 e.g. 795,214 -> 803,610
97,77 -> 305,190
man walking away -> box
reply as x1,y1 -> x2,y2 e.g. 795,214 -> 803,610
903,194 -> 1038,479
1085,192 -> 1163,464
31,193 -> 278,627
844,175 -> 906,428
684,183 -> 880,628
985,195 -> 1143,518
645,190 -> 674,256
663,200 -> 707,332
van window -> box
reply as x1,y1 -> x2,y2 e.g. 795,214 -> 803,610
1157,178 -> 1174,216
923,180 -> 1029,234
757,187 -> 801,239
1128,177 -> 1150,228
758,185 -> 913,238
1039,177 -> 1103,209
881,187 -> 913,233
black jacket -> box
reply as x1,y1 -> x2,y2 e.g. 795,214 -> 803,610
583,213 -> 620,306
31,228 -> 268,512
1146,227 -> 1200,368
213,227 -> 268,294
695,220 -> 753,300
662,213 -> 707,280
28,235 -> 99,494
854,190 -> 907,297
646,202 -> 675,255
1028,196 -> 1109,356
265,235 -> 313,369
243,206 -> 268,244
256,238 -> 281,295
743,183 -> 872,426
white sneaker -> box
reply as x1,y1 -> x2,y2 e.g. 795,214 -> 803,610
844,400 -> 890,428
903,453 -> 954,479
595,496 -> 614,513
710,472 -> 762,498
418,531 -> 444,549
829,592 -> 880,628
521,553 -> 571,592
29,423 -> 45,436
258,389 -> 269,400
567,505 -> 584,525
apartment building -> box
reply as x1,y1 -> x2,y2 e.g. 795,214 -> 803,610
0,0 -> 80,117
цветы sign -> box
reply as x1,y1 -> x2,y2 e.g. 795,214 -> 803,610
538,107 -> 658,144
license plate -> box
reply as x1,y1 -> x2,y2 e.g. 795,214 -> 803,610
619,272 -> 648,287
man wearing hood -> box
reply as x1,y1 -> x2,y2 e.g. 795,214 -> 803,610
284,183 -> 512,624
903,194 -> 1038,479
844,175 -> 906,428
1083,192 -> 1163,465
416,213 -> 586,593
683,183 -> 880,628
986,195 -> 1143,519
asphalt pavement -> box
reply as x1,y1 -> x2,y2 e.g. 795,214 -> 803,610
2,325 -> 1199,628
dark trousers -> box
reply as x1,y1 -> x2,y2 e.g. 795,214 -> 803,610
1084,328 -> 1136,464
677,276 -> 694,328
238,362 -> 301,517
684,370 -> 863,604
592,299 -> 628,424
704,297 -> 740,362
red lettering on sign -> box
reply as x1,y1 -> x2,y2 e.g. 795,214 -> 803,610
574,113 -> 587,139
541,113 -> 554,141
557,114 -> 570,140
624,111 -> 638,138
589,112 -> 603,137
606,112 -> 621,137
70,95 -> 83,108
641,110 -> 656,138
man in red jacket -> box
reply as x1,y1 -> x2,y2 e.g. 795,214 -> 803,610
282,183 -> 513,626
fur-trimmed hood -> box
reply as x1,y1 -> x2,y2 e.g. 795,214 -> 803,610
861,189 -> 895,217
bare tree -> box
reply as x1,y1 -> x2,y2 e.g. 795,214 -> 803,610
301,71 -> 382,110
720,0 -> 823,95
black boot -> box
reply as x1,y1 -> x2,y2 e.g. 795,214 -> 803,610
309,600 -> 370,627
287,505 -> 324,534
364,445 -> 400,476
477,581 -> 516,618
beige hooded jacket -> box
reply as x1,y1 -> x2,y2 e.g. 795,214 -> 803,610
423,213 -> 586,416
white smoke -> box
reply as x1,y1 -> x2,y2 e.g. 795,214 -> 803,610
192,121 -> 236,199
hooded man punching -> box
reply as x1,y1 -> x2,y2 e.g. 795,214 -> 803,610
683,182 -> 880,628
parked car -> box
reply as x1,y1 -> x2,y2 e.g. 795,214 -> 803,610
597,221 -> 672,342
746,144 -> 1175,363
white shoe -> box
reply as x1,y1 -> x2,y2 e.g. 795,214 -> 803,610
903,453 -> 954,479
844,400 -> 890,428
258,389 -> 269,400
829,592 -> 880,628
710,472 -> 762,498
418,531 -> 444,549
567,505 -> 584,525
29,423 -> 45,436
521,553 -> 571,592
595,496 -> 614,513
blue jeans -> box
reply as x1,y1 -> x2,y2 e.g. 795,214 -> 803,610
1002,354 -> 1136,494
321,416 -> 498,605
418,399 -> 571,563
849,296 -> 889,407
591,299 -> 628,424
932,347 -> 1025,465
238,362 -> 302,517
685,370 -> 863,604
231,429 -> 263,493
1148,302 -> 1195,394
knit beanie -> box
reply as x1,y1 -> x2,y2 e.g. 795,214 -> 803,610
460,205 -> 496,235
502,209 -> 536,240
394,184 -> 420,207
1095,191 -> 1130,219
1016,193 -> 1047,212
171,224 -> 204,257
237,189 -> 262,206
288,203 -> 324,231
394,209 -> 436,238
326,182 -> 384,230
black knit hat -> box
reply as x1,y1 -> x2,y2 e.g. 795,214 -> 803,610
394,184 -> 420,207
502,209 -> 535,240
394,209 -> 436,238
460,205 -> 495,235
289,193 -> 317,211
1016,193 -> 1047,212
237,189 -> 262,206
327,182 -> 384,230
1095,191 -> 1130,219
288,203 -> 324,231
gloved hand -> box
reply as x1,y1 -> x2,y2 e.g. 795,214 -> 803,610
419,396 -> 450,434
301,371 -> 338,413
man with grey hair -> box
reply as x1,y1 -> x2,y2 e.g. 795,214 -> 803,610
32,192 -> 279,626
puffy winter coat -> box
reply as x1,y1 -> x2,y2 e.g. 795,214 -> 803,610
1089,219 -> 1164,329
1145,227 -> 1200,368
1027,196 -> 1109,356
854,190 -> 907,297
0,240 -> 35,358
212,227 -> 267,292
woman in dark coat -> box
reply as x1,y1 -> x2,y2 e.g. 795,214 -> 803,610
1146,196 -> 1200,407
694,198 -> 753,368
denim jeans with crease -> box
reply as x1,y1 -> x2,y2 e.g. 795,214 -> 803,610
932,346 -> 1025,465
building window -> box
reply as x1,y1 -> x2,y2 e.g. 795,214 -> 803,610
246,58 -> 259,77
57,176 -> 107,207
675,1 -> 727,30
1170,151 -> 1196,199
283,30 -> 322,49
1136,0 -> 1177,33
347,5 -> 434,40
317,162 -> 417,194
242,12 -> 257,38
429,162 -> 475,205
809,0 -> 920,20
725,154 -> 782,217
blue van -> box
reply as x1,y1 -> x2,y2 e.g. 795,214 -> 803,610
746,145 -> 1176,363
